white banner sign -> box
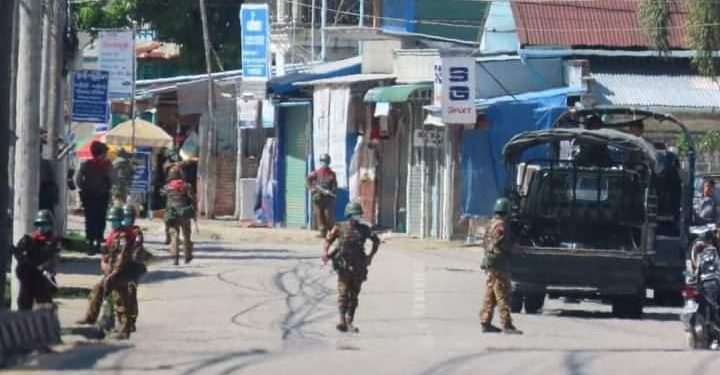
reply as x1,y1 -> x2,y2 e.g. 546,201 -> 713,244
98,31 -> 134,99
437,57 -> 476,124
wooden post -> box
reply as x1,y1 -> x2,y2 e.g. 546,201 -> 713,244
12,0 -> 43,309
0,0 -> 16,309
198,0 -> 216,218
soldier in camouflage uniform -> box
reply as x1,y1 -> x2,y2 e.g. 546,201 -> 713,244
78,204 -> 150,334
112,148 -> 134,206
322,202 -> 380,333
307,153 -> 338,237
163,166 -> 196,265
78,207 -> 139,339
479,198 -> 522,335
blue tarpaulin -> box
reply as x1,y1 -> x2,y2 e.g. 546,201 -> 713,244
462,90 -> 571,216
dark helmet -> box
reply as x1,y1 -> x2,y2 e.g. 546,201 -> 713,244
33,209 -> 55,226
33,210 -> 55,234
107,206 -> 124,221
319,153 -> 331,165
493,198 -> 511,214
117,147 -> 131,158
167,166 -> 184,180
122,204 -> 137,226
90,141 -> 108,158
345,201 -> 363,218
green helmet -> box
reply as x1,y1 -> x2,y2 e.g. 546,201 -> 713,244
345,201 -> 363,218
493,198 -> 511,214
122,204 -> 137,226
319,153 -> 331,165
107,206 -> 124,221
33,210 -> 54,226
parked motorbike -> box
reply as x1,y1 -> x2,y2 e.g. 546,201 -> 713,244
682,226 -> 720,349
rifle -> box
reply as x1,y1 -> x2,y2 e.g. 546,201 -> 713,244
314,187 -> 336,198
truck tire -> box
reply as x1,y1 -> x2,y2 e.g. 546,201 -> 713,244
612,294 -> 644,319
655,290 -> 683,307
510,290 -> 523,313
523,292 -> 545,314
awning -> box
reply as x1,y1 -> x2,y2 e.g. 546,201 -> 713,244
364,83 -> 433,103
424,86 -> 586,114
269,56 -> 362,94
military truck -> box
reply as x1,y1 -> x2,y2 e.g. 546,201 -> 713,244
503,107 -> 696,318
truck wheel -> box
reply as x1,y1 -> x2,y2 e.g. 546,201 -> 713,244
510,290 -> 523,313
523,292 -> 545,314
612,295 -> 644,319
655,290 -> 683,307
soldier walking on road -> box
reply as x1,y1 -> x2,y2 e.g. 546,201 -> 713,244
13,210 -> 60,311
163,167 -> 196,265
307,153 -> 338,238
479,198 -> 522,335
322,202 -> 380,333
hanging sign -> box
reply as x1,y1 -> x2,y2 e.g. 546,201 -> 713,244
240,4 -> 270,81
130,151 -> 152,193
437,57 -> 476,124
98,31 -> 135,99
71,70 -> 110,124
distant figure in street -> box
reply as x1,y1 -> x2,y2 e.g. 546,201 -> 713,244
112,148 -> 134,206
696,179 -> 718,224
76,141 -> 113,254
13,210 -> 60,311
307,153 -> 338,237
163,167 -> 196,265
322,202 -> 380,333
479,198 -> 522,335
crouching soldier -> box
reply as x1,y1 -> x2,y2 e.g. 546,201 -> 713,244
13,210 -> 60,311
163,167 -> 195,265
77,207 -> 138,339
321,202 -> 380,333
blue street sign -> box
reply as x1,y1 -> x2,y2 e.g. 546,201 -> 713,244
71,70 -> 110,123
240,4 -> 270,81
130,151 -> 152,193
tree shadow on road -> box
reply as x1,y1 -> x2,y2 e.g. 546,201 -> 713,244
550,309 -> 679,321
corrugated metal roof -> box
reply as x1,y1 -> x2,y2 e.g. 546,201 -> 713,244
591,73 -> 720,110
511,0 -> 688,49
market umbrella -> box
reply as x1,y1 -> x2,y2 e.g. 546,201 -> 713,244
75,133 -> 136,160
105,118 -> 173,148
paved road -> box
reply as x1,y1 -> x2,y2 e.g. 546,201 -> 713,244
10,236 -> 719,375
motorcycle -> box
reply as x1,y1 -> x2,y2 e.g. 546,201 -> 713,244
682,226 -> 720,349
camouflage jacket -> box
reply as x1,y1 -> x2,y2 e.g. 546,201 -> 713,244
327,220 -> 379,273
14,232 -> 60,271
482,217 -> 513,271
112,156 -> 134,189
307,167 -> 337,198
103,228 -> 134,277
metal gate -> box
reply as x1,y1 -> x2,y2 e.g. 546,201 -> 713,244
282,105 -> 311,227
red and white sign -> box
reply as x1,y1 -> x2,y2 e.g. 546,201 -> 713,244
435,57 -> 476,125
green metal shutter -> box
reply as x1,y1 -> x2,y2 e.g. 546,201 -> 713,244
284,106 -> 309,227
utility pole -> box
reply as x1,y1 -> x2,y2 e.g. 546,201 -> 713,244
0,0 -> 17,310
320,0 -> 327,61
47,0 -> 67,234
198,0 -> 216,218
12,0 -> 43,309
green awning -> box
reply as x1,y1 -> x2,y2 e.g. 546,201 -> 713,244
364,83 -> 433,103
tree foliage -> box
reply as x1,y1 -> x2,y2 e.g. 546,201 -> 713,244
72,0 -> 242,73
698,130 -> 720,154
639,0 -> 720,76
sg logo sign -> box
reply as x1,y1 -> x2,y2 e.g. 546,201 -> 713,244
449,67 -> 470,101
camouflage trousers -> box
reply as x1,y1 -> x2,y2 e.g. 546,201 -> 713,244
168,218 -> 193,262
337,270 -> 365,318
84,276 -> 138,333
479,270 -> 513,328
313,197 -> 335,237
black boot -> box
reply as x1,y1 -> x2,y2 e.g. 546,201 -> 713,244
336,307 -> 348,332
346,306 -> 359,333
503,324 -> 523,335
481,323 -> 502,333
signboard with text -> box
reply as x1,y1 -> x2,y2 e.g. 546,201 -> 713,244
130,151 -> 152,193
71,70 -> 110,124
98,31 -> 134,99
240,4 -> 270,81
435,57 -> 476,124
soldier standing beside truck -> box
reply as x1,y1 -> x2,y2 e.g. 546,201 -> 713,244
479,198 -> 522,335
